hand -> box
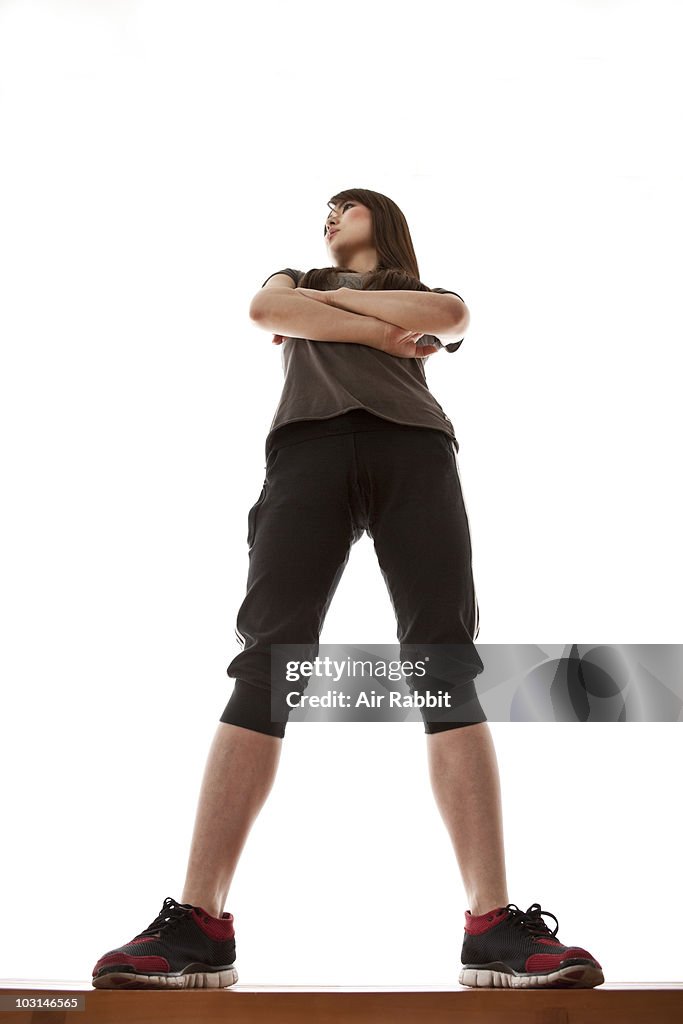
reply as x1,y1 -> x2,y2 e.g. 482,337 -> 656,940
379,322 -> 439,359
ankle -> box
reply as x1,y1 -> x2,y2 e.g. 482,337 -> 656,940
181,894 -> 224,919
469,898 -> 509,917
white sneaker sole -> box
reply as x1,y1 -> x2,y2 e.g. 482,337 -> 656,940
459,962 -> 604,989
92,964 -> 238,989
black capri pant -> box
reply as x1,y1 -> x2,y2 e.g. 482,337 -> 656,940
221,409 -> 486,738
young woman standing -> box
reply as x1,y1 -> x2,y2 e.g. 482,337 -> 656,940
92,189 -> 603,991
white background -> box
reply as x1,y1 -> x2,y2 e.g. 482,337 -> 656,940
1,0 -> 681,987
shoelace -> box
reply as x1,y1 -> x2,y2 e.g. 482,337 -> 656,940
503,902 -> 560,938
133,897 -> 192,941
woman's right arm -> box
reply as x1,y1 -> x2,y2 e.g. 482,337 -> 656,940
250,274 -> 388,348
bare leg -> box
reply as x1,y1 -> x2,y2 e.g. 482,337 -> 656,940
181,722 -> 283,918
427,722 -> 510,916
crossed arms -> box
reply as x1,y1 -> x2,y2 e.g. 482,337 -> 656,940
250,280 -> 469,355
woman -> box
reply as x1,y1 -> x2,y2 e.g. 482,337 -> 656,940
224,189 -> 484,738
91,189 -> 604,991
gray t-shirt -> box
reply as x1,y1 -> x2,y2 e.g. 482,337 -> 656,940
262,268 -> 466,453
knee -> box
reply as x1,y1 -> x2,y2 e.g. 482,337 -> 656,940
220,679 -> 288,738
419,679 -> 487,734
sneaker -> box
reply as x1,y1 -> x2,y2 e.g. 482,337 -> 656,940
92,896 -> 238,989
459,902 -> 604,989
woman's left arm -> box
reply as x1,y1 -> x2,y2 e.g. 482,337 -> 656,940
296,286 -> 468,342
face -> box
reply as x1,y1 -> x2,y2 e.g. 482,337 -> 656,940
324,200 -> 374,256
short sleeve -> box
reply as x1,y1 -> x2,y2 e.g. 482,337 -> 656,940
261,268 -> 304,288
429,286 -> 466,353
431,286 -> 465,303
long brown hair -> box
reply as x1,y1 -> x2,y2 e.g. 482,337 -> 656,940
297,188 -> 432,295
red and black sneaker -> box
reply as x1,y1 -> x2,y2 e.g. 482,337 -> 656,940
459,901 -> 604,989
92,896 -> 238,989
